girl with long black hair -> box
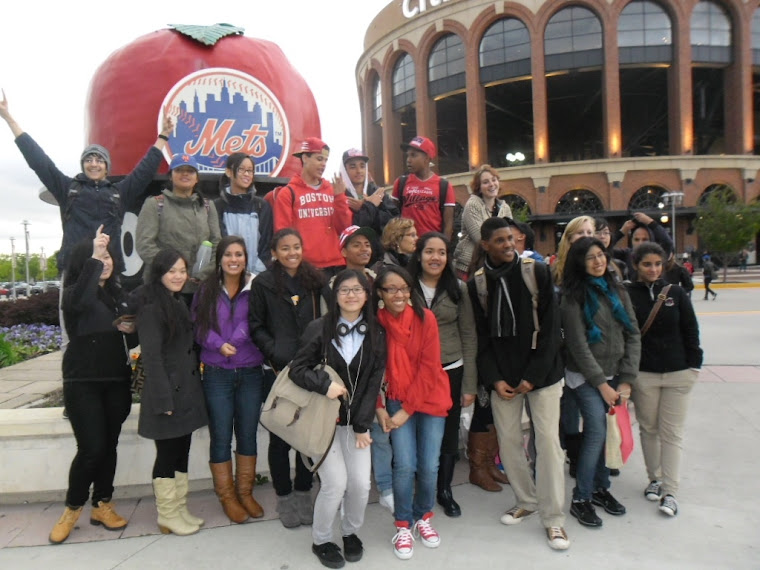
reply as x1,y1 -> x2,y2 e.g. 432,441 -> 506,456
135,249 -> 209,536
49,227 -> 136,544
407,232 -> 477,518
560,237 -> 640,529
192,235 -> 266,523
289,269 -> 386,568
249,228 -> 326,528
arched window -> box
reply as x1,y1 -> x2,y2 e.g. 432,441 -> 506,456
372,77 -> 382,123
503,194 -> 532,216
628,185 -> 667,210
545,7 -> 603,72
691,1 -> 732,64
392,53 -> 415,110
428,34 -> 465,97
479,18 -> 531,83
699,183 -> 736,205
555,189 -> 604,214
618,0 -> 672,64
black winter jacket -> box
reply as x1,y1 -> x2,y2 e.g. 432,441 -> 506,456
351,182 -> 399,235
625,279 -> 702,372
289,318 -> 386,434
136,291 -> 208,440
249,268 -> 325,371
15,133 -> 163,272
62,258 -> 136,382
468,257 -> 564,390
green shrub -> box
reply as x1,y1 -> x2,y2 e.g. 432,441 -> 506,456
0,334 -> 20,368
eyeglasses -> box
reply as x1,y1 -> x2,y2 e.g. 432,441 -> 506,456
595,230 -> 611,237
236,168 -> 254,175
83,156 -> 105,164
585,252 -> 607,262
337,286 -> 366,296
380,286 -> 411,295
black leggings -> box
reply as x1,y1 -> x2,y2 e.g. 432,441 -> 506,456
268,433 -> 314,496
64,380 -> 132,507
470,396 -> 494,433
440,365 -> 463,455
153,434 -> 192,479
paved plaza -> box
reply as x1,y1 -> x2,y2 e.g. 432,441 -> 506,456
1,273 -> 758,569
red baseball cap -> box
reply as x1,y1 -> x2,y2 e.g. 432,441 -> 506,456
400,135 -> 436,159
293,137 -> 330,157
339,225 -> 377,250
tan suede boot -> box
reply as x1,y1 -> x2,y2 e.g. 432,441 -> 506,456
153,477 -> 200,536
90,500 -> 127,530
49,506 -> 83,544
209,461 -> 249,523
468,431 -> 502,492
235,453 -> 264,518
174,471 -> 204,526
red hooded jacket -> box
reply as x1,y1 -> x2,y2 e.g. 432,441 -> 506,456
273,173 -> 352,268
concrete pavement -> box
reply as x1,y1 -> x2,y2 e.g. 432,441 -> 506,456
0,277 -> 758,568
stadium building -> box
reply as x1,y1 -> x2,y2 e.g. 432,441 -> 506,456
355,0 -> 760,255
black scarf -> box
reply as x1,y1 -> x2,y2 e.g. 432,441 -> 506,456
484,255 -> 519,338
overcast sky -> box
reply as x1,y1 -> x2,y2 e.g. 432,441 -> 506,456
0,0 -> 391,257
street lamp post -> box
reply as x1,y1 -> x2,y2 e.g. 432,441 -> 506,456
10,237 -> 17,301
660,192 -> 684,255
22,220 -> 31,297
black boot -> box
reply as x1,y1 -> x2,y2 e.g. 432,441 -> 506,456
565,433 -> 583,479
437,453 -> 462,517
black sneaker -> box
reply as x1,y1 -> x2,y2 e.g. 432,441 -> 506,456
342,534 -> 363,563
312,542 -> 345,569
592,488 -> 626,515
570,500 -> 602,527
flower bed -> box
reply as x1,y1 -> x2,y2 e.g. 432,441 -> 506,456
0,324 -> 62,367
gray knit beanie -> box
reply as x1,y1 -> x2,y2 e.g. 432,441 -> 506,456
80,144 -> 111,173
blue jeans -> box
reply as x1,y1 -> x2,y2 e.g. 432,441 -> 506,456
369,421 -> 393,494
387,399 -> 445,525
202,365 -> 265,463
568,381 -> 611,501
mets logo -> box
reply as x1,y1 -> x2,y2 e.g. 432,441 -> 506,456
159,68 -> 290,176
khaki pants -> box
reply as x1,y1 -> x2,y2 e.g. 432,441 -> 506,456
491,381 -> 565,527
632,369 -> 697,496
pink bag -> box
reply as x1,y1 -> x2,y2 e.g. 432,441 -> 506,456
605,403 -> 634,469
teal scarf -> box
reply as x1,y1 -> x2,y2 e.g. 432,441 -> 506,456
583,276 -> 634,344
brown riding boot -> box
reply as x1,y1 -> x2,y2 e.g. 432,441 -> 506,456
235,453 -> 264,518
468,431 -> 502,492
486,424 -> 510,485
49,506 -> 83,544
209,461 -> 249,523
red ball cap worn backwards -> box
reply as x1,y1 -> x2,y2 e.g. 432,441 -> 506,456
293,137 -> 330,157
400,135 -> 436,159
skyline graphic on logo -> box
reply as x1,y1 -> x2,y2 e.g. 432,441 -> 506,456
160,68 -> 290,176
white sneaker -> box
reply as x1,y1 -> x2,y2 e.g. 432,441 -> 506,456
659,494 -> 678,517
500,506 -> 536,525
546,526 -> 571,550
379,491 -> 394,513
645,480 -> 663,501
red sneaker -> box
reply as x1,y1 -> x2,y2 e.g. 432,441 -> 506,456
412,512 -> 440,548
392,521 -> 414,560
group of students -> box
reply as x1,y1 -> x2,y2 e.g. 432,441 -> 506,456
0,91 -> 703,566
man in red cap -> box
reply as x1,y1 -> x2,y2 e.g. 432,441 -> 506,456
391,136 -> 455,239
273,137 -> 352,274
